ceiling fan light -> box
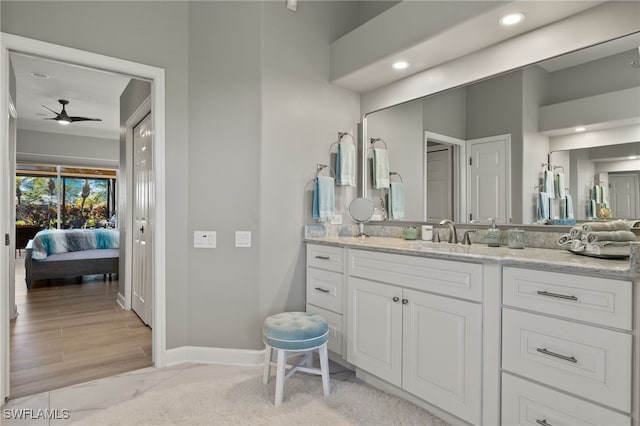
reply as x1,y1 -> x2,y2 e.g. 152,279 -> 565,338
58,119 -> 71,125
499,12 -> 525,26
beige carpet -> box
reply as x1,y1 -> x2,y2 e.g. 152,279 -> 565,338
74,367 -> 449,425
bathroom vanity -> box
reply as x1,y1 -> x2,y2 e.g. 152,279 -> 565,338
305,235 -> 639,426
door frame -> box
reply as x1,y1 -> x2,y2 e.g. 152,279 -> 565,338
466,134 -> 511,224
122,96 -> 152,312
424,131 -> 466,223
0,33 -> 168,403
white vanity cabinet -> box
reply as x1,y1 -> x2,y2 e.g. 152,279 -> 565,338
347,249 -> 483,425
501,266 -> 634,425
305,244 -> 345,356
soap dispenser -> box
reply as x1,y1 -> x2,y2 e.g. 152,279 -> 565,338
486,218 -> 501,247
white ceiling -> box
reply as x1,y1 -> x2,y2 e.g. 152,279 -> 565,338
10,52 -> 131,140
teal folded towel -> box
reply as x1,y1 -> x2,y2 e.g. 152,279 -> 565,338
373,148 -> 390,189
336,142 -> 356,187
537,192 -> 550,221
389,181 -> 405,220
312,176 -> 335,222
543,170 -> 554,196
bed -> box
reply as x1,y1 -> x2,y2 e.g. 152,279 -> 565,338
24,228 -> 120,289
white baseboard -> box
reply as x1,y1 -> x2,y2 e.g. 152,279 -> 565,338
165,346 -> 266,368
116,292 -> 126,310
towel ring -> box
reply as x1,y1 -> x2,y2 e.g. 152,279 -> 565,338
541,162 -> 550,171
389,171 -> 403,183
553,165 -> 565,173
316,163 -> 335,178
328,131 -> 356,154
370,138 -> 388,149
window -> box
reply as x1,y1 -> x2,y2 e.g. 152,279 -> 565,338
16,164 -> 116,229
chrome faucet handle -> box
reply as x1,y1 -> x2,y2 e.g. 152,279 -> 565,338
462,230 -> 476,245
433,229 -> 441,242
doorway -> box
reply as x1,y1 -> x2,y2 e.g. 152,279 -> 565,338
609,172 -> 640,219
1,33 -> 167,403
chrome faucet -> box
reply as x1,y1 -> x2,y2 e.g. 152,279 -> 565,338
439,219 -> 458,244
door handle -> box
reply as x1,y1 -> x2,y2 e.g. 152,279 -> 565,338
140,226 -> 145,233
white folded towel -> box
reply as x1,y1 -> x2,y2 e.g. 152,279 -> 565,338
543,170 -> 554,196
373,148 -> 390,189
336,142 -> 356,187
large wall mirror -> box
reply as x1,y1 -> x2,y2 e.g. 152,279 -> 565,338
363,32 -> 640,225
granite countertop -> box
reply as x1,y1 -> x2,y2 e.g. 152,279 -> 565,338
305,236 -> 639,280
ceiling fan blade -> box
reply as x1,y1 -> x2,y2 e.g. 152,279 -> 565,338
43,117 -> 58,121
69,117 -> 102,122
41,105 -> 59,115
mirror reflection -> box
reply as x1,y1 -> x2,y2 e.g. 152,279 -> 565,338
363,32 -> 640,224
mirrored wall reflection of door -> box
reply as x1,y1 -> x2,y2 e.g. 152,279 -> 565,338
609,173 -> 640,219
133,112 -> 152,326
426,144 -> 453,222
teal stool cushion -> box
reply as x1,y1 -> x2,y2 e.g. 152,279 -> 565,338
263,312 -> 328,350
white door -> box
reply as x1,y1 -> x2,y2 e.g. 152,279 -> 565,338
468,135 -> 510,223
132,113 -> 153,326
347,277 -> 402,386
609,173 -> 639,219
402,289 -> 482,425
426,146 -> 452,221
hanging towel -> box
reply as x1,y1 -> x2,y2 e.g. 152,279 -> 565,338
372,148 -> 390,189
336,142 -> 356,187
312,176 -> 335,222
389,181 -> 405,220
555,173 -> 566,199
600,185 -> 608,208
582,219 -> 631,233
589,199 -> 597,219
565,194 -> 574,220
543,170 -> 554,196
537,192 -> 550,221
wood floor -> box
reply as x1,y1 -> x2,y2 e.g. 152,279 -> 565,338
10,259 -> 152,399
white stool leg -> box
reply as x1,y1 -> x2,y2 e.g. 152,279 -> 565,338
275,349 -> 286,407
263,345 -> 272,385
319,343 -> 330,397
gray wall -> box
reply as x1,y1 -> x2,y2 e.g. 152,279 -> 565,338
466,70 -> 524,223
358,1 -> 400,25
119,78 -> 152,297
422,87 -> 466,140
16,129 -> 118,167
3,0 -> 192,349
2,1 -> 361,351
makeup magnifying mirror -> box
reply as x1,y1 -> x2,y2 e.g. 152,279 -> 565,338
349,197 -> 374,238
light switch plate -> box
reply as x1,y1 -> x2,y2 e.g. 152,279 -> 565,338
194,231 -> 216,248
330,214 -> 342,225
235,231 -> 251,248
286,0 -> 297,11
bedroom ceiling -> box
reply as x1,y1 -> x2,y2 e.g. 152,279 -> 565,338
10,52 -> 131,140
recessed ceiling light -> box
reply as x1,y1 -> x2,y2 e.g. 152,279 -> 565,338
628,155 -> 639,160
574,126 -> 586,132
499,12 -> 525,26
392,61 -> 409,70
30,72 -> 50,79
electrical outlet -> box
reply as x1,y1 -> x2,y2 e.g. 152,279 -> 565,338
286,0 -> 297,11
194,231 -> 216,248
235,231 -> 251,248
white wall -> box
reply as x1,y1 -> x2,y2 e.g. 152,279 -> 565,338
17,129 -> 118,168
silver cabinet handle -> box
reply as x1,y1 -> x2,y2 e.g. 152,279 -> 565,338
314,255 -> 330,260
536,420 -> 552,426
536,347 -> 577,363
536,291 -> 577,301
314,287 -> 330,293
392,296 -> 400,303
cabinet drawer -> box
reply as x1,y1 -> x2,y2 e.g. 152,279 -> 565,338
502,373 -> 630,426
306,244 -> 344,272
502,309 -> 632,412
307,268 -> 343,314
348,249 -> 482,301
503,267 -> 632,330
306,304 -> 343,356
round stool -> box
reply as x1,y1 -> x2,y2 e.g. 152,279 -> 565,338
262,312 -> 330,407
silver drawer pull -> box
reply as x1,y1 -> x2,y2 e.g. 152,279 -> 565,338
536,419 -> 552,426
314,287 -> 330,293
536,347 -> 577,363
314,255 -> 331,260
536,291 -> 578,301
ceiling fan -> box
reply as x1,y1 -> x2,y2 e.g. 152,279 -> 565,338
41,99 -> 102,125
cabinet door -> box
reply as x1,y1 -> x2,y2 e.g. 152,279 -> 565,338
347,277 -> 402,386
402,289 -> 482,425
